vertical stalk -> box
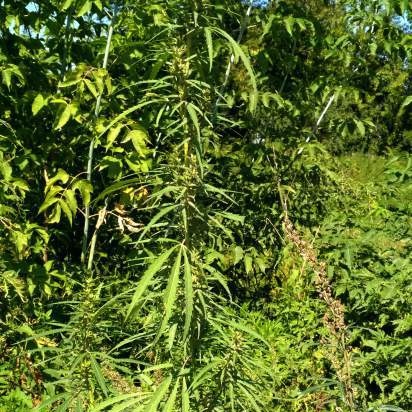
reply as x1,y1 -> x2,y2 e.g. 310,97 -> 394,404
81,9 -> 117,265
61,14 -> 72,79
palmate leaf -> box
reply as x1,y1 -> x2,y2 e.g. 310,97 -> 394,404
125,245 -> 178,322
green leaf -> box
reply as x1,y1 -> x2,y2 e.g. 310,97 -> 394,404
84,79 -> 99,98
77,0 -> 92,16
234,246 -> 244,265
163,378 -> 179,412
73,180 -> 93,207
0,160 -> 12,181
64,189 -> 78,215
98,99 -> 165,138
190,360 -> 220,391
211,28 -> 257,112
90,356 -> 108,396
59,199 -> 73,225
61,0 -> 73,10
398,96 -> 412,117
182,248 -> 193,341
48,204 -> 62,224
215,211 -> 245,224
144,375 -> 172,412
32,94 -> 45,116
244,254 -> 253,274
138,204 -> 179,242
126,246 -> 177,322
181,377 -> 190,412
55,104 -> 72,130
284,16 -> 294,36
94,0 -> 103,11
157,246 -> 182,339
187,103 -> 202,154
204,27 -> 214,71
106,125 -> 123,150
91,394 -> 147,412
2,68 -> 11,89
237,383 -> 262,412
39,197 -> 60,215
128,128 -> 148,155
46,169 -> 70,191
355,119 -> 365,137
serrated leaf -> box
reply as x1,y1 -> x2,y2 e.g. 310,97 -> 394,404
215,211 -> 245,224
355,119 -> 365,137
244,254 -> 253,274
48,204 -> 62,224
59,199 -> 73,225
128,128 -> 148,155
182,248 -> 193,341
204,27 -> 214,71
181,378 -> 190,412
157,247 -> 182,340
73,179 -> 93,206
187,103 -> 202,155
237,383 -> 262,412
234,246 -> 244,265
46,169 -> 70,191
39,196 -> 60,215
0,160 -> 12,180
126,246 -> 177,322
398,95 -> 412,117
90,393 -> 146,412
77,0 -> 92,16
2,68 -> 11,89
64,189 -> 77,215
84,79 -> 99,98
61,0 -> 73,10
211,27 -> 257,112
55,104 -> 71,130
284,16 -> 294,36
138,204 -> 179,242
106,125 -> 123,150
32,94 -> 45,116
163,378 -> 179,412
144,375 -> 172,412
90,356 -> 108,396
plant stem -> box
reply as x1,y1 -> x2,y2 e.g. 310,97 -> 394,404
81,9 -> 117,265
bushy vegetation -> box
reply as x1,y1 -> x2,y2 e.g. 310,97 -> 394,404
0,0 -> 411,411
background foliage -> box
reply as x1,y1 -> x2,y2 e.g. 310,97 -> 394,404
0,0 -> 411,411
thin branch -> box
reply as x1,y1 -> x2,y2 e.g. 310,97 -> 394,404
81,7 -> 118,265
